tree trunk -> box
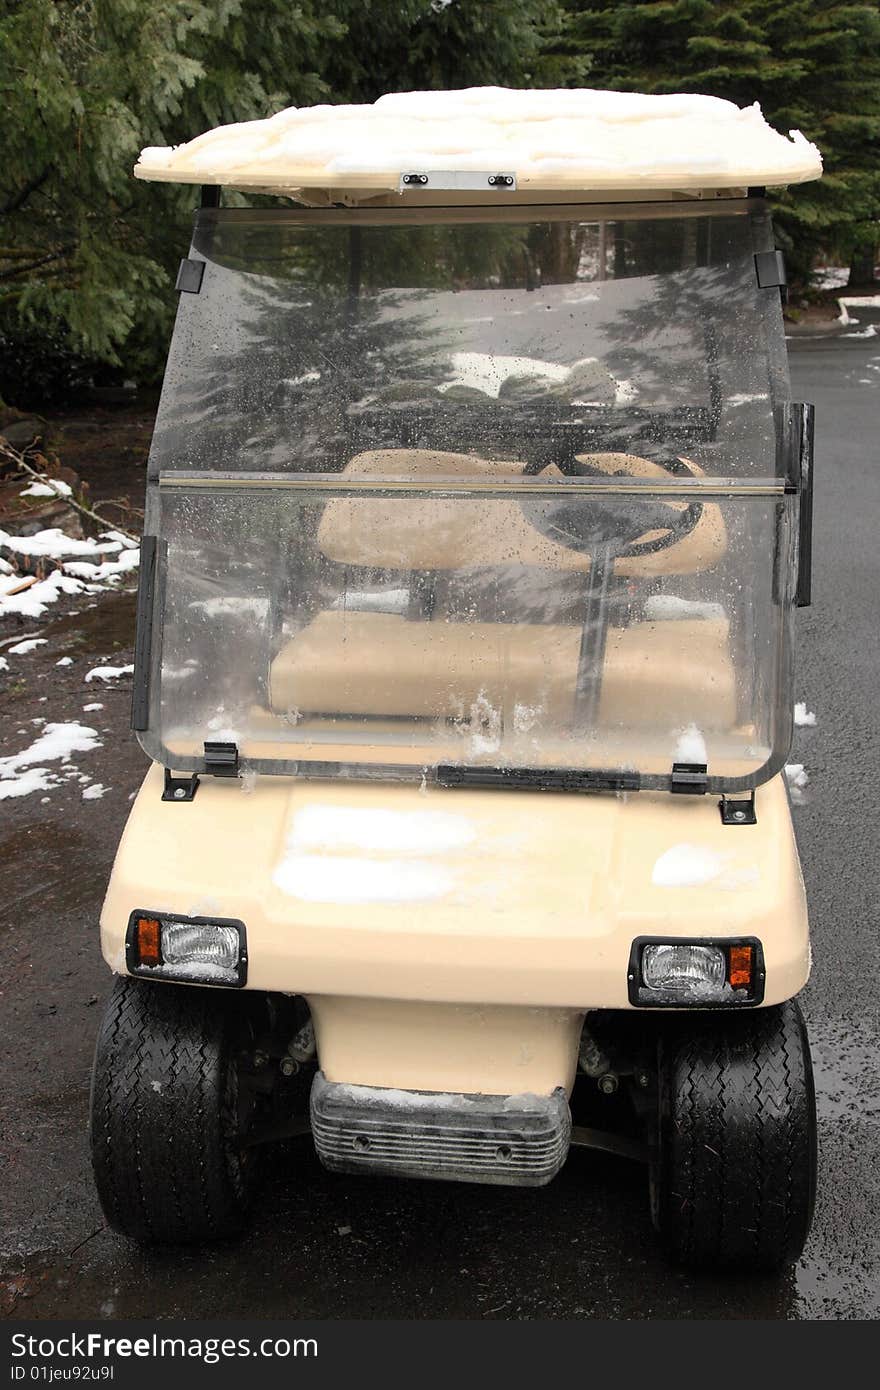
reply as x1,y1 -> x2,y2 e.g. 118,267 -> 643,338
848,243 -> 877,288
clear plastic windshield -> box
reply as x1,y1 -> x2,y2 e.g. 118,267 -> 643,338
140,206 -> 798,791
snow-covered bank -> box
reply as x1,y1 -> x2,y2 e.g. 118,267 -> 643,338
0,528 -> 139,619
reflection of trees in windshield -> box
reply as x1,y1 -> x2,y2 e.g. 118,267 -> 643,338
154,219 -> 545,473
601,218 -> 778,472
150,213 -> 775,476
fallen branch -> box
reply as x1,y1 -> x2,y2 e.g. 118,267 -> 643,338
0,434 -> 140,544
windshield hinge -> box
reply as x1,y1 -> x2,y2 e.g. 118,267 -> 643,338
175,258 -> 205,294
162,768 -> 199,802
670,762 -> 709,795
719,789 -> 757,825
755,249 -> 787,301
204,741 -> 239,777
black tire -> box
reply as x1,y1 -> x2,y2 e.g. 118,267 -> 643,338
652,1000 -> 817,1272
90,977 -> 260,1244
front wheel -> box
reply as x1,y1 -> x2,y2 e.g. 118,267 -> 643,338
651,1000 -> 817,1271
90,977 -> 262,1244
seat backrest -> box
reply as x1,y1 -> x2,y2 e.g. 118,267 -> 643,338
316,448 -> 726,576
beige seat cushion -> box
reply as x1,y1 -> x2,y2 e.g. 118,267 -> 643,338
269,611 -> 736,729
317,448 -> 726,577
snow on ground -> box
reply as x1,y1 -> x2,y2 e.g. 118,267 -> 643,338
0,568 -> 86,619
56,656 -> 73,667
815,266 -> 849,291
82,783 -> 108,800
63,549 -> 140,582
836,295 -> 880,330
0,721 -> 102,800
19,478 -> 72,499
83,702 -> 104,711
794,702 -> 817,726
785,762 -> 810,805
0,527 -> 139,619
135,87 -> 822,194
7,637 -> 47,655
1,527 -> 123,559
85,664 -> 134,682
0,656 -> 8,672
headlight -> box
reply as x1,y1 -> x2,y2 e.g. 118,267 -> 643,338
125,911 -> 248,986
628,937 -> 764,1007
642,943 -> 725,996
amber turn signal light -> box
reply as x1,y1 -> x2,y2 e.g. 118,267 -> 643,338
133,916 -> 161,967
728,943 -> 754,989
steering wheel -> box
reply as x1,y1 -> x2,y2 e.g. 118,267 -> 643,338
521,453 -> 704,560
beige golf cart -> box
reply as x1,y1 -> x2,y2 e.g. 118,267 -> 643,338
91,89 -> 821,1270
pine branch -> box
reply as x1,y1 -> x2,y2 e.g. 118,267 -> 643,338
0,166 -> 52,216
0,244 -> 77,282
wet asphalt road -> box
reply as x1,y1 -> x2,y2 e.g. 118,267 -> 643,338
1,318 -> 879,1320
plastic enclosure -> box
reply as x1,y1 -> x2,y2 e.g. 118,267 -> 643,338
136,200 -> 803,795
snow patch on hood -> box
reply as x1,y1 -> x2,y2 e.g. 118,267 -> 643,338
287,803 -> 475,855
272,801 -> 477,903
652,842 -> 759,891
273,854 -> 453,904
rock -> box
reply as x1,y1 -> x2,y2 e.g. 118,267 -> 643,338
1,417 -> 44,448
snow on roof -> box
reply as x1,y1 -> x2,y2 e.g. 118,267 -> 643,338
135,86 -> 822,198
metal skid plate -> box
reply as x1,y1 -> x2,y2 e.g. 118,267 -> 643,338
310,1071 -> 570,1187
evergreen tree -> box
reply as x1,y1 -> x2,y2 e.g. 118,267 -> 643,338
0,0 -> 342,384
555,1 -> 880,283
0,0 -> 584,392
324,0 -> 587,100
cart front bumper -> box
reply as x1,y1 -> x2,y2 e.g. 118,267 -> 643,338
310,1071 -> 571,1187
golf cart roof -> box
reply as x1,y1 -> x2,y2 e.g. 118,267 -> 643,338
135,86 -> 822,207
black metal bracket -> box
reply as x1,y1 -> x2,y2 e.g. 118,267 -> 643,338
670,762 -> 709,795
719,789 -> 757,825
204,741 -> 239,777
795,404 -> 814,607
130,535 -> 158,732
175,258 -> 205,294
437,764 -> 641,793
755,249 -> 787,290
776,402 -> 815,606
162,768 -> 199,802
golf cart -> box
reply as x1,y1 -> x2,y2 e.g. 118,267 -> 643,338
91,89 -> 821,1270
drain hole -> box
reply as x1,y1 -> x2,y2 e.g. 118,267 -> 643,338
353,1135 -> 371,1152
495,1144 -> 512,1161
